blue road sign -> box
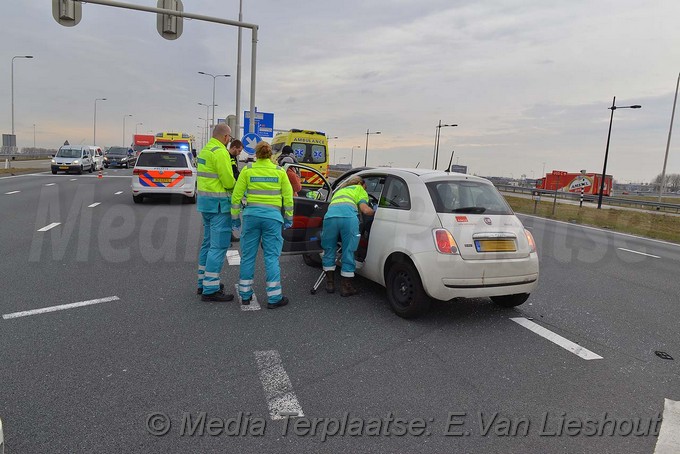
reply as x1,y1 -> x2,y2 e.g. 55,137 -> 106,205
244,110 -> 274,138
242,133 -> 262,155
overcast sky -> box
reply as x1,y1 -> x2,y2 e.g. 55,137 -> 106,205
2,1 -> 680,182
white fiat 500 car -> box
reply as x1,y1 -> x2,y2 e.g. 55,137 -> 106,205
283,166 -> 539,318
131,148 -> 197,204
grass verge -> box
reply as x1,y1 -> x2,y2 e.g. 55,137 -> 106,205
505,195 -> 680,244
0,168 -> 45,176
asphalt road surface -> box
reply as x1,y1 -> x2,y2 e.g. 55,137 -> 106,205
1,170 -> 678,453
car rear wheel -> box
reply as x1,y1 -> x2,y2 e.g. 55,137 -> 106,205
185,194 -> 196,204
386,261 -> 430,319
133,195 -> 143,204
302,253 -> 322,268
490,293 -> 530,308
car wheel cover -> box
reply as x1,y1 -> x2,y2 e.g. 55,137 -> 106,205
392,269 -> 414,308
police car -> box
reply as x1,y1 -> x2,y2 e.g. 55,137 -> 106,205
131,148 -> 197,204
283,165 -> 539,318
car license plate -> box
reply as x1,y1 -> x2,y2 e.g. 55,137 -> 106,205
153,178 -> 172,183
59,166 -> 69,170
475,239 -> 517,252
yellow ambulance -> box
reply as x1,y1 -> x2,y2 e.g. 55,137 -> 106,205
271,129 -> 329,188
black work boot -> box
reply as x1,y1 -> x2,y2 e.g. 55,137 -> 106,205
325,270 -> 335,293
197,283 -> 224,295
201,289 -> 235,302
340,277 -> 358,297
267,296 -> 289,309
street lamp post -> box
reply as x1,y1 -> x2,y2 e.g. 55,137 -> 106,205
11,55 -> 34,137
122,114 -> 132,146
658,72 -> 680,207
433,120 -> 457,170
198,72 -> 230,129
364,129 -> 381,166
351,145 -> 361,168
33,123 -> 36,148
597,97 -> 642,209
135,122 -> 143,134
198,103 -> 217,140
93,98 -> 106,145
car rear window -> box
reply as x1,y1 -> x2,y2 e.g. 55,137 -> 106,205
426,180 -> 513,215
135,152 -> 187,168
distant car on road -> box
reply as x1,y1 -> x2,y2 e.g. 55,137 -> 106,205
131,148 -> 197,204
51,145 -> 95,175
285,165 -> 539,318
104,146 -> 135,168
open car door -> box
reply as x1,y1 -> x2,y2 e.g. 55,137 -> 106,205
281,164 -> 332,255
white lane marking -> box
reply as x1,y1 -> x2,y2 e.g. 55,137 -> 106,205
4,190 -> 20,195
517,213 -> 680,249
37,222 -> 61,232
44,183 -> 56,186
70,178 -> 77,181
2,296 -> 121,320
88,202 -> 101,208
227,249 -> 241,266
617,247 -> 661,259
114,191 -> 123,195
655,399 -> 680,453
236,284 -> 261,311
510,317 -> 603,360
254,350 -> 304,420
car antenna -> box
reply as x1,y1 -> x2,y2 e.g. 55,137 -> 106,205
415,161 -> 420,168
445,149 -> 455,173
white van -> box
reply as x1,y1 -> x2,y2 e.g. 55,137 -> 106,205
88,146 -> 104,171
51,145 -> 95,174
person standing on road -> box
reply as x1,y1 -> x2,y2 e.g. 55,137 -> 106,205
196,124 -> 236,302
321,176 -> 374,296
228,139 -> 244,180
231,141 -> 294,309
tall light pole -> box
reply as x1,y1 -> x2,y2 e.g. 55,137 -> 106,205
433,121 -> 457,170
198,103 -> 216,140
597,97 -> 641,209
135,122 -> 143,134
658,72 -> 680,207
198,72 -> 230,129
11,55 -> 33,137
351,145 -> 361,168
364,129 -> 381,166
93,97 -> 106,145
235,0 -> 244,138
33,123 -> 36,148
122,114 -> 132,146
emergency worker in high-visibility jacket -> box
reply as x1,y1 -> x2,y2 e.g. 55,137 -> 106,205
231,141 -> 294,309
196,124 -> 236,302
321,176 -> 375,296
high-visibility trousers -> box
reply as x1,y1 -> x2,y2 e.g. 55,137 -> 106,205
238,214 -> 284,304
197,211 -> 231,294
321,216 -> 360,277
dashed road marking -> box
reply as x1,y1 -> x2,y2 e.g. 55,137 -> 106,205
70,178 -> 77,181
2,296 -> 121,320
88,202 -> 101,208
236,284 -> 261,311
510,317 -> 603,360
655,399 -> 680,453
617,247 -> 661,259
44,183 -> 56,186
4,190 -> 20,195
227,249 -> 241,266
37,222 -> 61,232
254,350 -> 304,420
114,191 -> 123,195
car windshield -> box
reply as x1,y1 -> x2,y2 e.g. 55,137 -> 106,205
426,180 -> 513,215
56,148 -> 81,158
107,147 -> 127,156
135,152 -> 187,168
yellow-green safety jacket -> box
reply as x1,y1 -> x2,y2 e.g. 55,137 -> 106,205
196,137 -> 235,213
325,184 -> 369,219
231,159 -> 294,223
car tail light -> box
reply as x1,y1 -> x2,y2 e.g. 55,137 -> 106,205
132,168 -> 142,175
525,229 -> 537,253
176,170 -> 193,176
432,229 -> 459,254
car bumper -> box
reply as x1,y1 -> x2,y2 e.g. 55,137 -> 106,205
131,185 -> 195,197
51,165 -> 80,172
106,161 -> 128,167
410,251 -> 539,300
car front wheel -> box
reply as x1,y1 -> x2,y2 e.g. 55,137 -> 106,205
385,260 -> 430,319
490,293 -> 530,308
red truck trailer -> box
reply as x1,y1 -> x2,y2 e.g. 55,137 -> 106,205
132,134 -> 155,157
535,171 -> 613,196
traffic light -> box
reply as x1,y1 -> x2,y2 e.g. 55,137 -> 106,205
52,0 -> 82,27
156,0 -> 183,40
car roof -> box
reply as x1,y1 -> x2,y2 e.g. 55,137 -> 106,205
356,167 -> 491,184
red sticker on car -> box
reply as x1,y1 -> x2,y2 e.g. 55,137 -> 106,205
455,216 -> 468,222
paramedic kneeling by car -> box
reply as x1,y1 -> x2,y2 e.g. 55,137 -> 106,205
196,124 -> 236,302
321,176 -> 375,296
